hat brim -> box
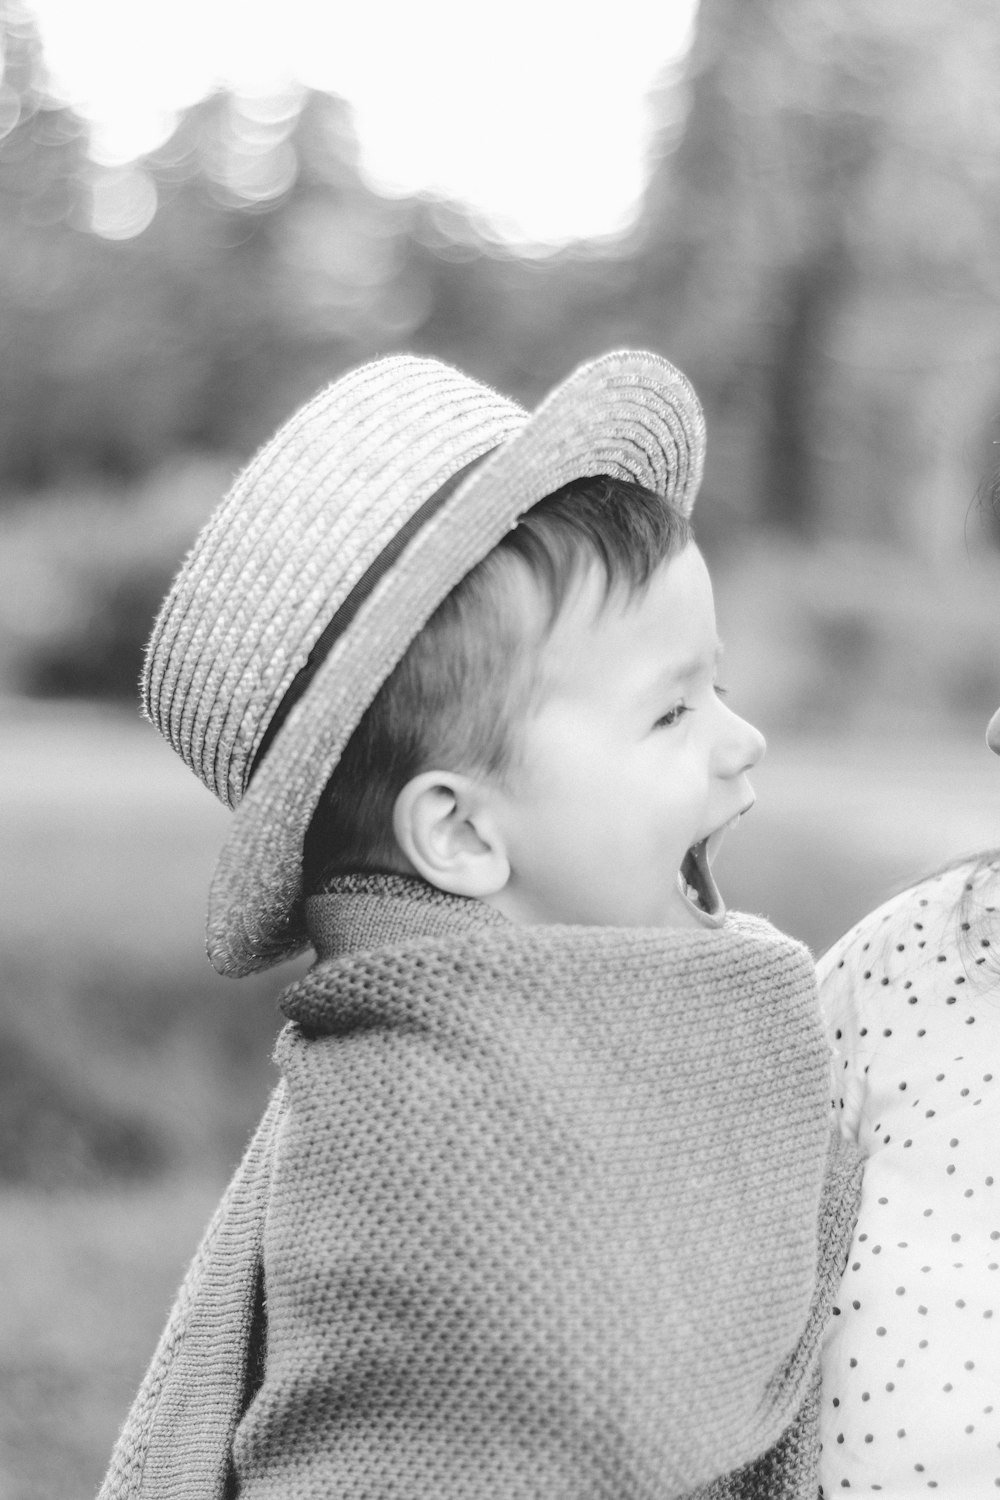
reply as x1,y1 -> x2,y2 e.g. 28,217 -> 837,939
207,350 -> 706,976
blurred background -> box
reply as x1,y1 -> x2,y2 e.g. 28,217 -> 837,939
3,0 -> 1000,1492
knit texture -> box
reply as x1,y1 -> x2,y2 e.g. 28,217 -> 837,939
99,1083 -> 285,1500
99,879 -> 861,1499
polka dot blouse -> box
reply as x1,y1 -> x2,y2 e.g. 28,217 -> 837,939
818,857 -> 1000,1496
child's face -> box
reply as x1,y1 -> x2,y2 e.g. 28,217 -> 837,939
487,542 -> 765,929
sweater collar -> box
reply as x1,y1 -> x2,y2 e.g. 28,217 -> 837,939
305,874 -> 510,961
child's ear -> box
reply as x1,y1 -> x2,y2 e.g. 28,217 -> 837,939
392,771 -> 510,899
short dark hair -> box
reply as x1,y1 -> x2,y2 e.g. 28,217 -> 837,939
302,475 -> 693,891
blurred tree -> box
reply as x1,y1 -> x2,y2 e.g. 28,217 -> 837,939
8,0 -> 1000,703
0,0 -> 91,484
0,56 -> 567,493
633,0 -> 1000,556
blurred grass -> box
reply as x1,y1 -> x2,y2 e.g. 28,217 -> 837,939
0,1177 -> 221,1500
3,694 -> 1000,1496
0,698 -> 299,1181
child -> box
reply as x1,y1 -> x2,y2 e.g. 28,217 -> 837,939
101,351 -> 861,1499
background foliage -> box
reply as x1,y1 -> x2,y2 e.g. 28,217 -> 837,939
3,0 -> 1000,714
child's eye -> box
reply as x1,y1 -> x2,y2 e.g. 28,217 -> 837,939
714,684 -> 729,700
653,702 -> 690,729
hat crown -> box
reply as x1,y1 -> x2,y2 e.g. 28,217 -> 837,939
143,355 -> 525,808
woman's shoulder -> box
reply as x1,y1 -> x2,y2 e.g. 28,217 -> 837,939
817,853 -> 1000,988
817,855 -> 1000,1138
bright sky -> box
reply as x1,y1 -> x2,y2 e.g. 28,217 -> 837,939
24,0 -> 698,245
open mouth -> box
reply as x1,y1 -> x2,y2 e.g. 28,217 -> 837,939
678,838 -> 725,926
677,805 -> 754,928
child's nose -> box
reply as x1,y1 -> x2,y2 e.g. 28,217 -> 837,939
716,706 -> 766,777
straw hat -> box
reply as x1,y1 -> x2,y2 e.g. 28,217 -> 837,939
143,350 -> 706,976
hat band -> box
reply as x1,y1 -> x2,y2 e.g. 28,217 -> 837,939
247,447 -> 496,786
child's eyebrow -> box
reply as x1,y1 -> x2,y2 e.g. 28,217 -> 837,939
669,639 -> 725,685
640,641 -> 724,704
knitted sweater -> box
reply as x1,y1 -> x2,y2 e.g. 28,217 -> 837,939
100,877 -> 861,1500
